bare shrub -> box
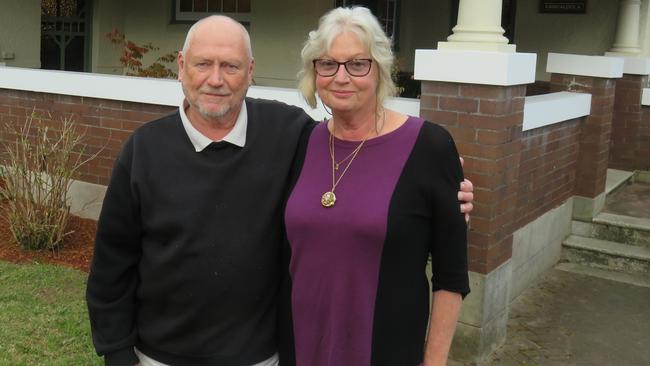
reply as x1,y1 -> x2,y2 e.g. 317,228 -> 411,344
0,111 -> 97,251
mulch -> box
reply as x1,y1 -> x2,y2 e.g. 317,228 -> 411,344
0,200 -> 96,273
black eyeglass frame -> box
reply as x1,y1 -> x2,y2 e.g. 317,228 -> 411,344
312,58 -> 373,77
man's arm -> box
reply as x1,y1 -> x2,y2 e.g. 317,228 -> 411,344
423,290 -> 463,366
86,157 -> 142,366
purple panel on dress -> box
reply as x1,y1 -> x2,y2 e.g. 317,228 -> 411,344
285,116 -> 424,366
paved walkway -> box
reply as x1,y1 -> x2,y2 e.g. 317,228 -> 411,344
603,180 -> 650,219
451,268 -> 650,365
451,170 -> 650,365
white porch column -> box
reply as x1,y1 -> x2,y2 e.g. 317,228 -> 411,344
608,0 -> 642,55
438,0 -> 515,52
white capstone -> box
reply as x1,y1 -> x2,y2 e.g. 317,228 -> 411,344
642,88 -> 650,105
546,52 -> 624,78
523,92 -> 591,131
414,49 -> 536,86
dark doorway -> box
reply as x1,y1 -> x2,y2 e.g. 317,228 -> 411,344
40,0 -> 91,71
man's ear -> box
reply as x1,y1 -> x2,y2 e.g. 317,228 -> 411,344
248,58 -> 255,84
177,51 -> 185,82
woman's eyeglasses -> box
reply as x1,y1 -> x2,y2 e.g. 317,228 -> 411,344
313,59 -> 373,77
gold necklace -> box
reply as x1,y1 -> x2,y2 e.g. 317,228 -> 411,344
331,109 -> 385,170
321,127 -> 370,208
333,144 -> 362,170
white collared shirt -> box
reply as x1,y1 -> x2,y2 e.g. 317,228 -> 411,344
179,99 -> 248,151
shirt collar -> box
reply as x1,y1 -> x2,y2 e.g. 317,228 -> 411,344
179,98 -> 248,152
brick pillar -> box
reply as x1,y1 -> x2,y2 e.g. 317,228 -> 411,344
420,81 -> 526,362
549,74 -> 617,219
610,74 -> 650,171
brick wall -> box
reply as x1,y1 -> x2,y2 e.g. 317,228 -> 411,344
0,89 -> 175,185
515,118 -> 580,230
609,74 -> 650,171
0,79 -> 618,275
420,80 -> 590,274
420,81 -> 526,274
550,74 -> 616,198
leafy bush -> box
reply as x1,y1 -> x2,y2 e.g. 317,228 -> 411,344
105,28 -> 178,79
0,112 -> 95,251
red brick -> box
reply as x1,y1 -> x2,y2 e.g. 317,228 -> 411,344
439,96 -> 478,113
122,120 -> 145,131
445,125 -> 476,143
100,117 -> 123,130
420,95 -> 439,109
456,140 -> 521,160
476,127 -> 519,145
421,109 -> 458,126
459,113 -> 523,129
460,84 -> 508,99
478,99 -> 513,115
421,81 -> 459,96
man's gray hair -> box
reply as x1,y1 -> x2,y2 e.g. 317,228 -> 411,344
182,15 -> 253,58
297,7 -> 397,109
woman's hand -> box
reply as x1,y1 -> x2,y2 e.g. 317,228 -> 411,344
458,157 -> 474,223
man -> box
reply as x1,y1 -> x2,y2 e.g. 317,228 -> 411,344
86,15 -> 474,366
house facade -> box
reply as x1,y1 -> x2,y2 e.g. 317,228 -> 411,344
1,0 -> 649,364
0,0 -> 642,86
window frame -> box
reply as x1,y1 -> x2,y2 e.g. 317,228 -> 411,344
170,0 -> 251,24
333,0 -> 400,50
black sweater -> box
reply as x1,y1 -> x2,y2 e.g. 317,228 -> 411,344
86,98 -> 313,366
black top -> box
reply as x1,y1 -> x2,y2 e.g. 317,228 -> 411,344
86,98 -> 313,366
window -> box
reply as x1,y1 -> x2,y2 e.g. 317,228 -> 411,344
334,0 -> 400,50
41,0 -> 90,72
172,0 -> 251,23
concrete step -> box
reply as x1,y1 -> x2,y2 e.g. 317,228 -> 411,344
562,235 -> 650,276
605,169 -> 635,195
572,214 -> 650,249
555,262 -> 650,288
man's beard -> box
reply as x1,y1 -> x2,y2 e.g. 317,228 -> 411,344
182,84 -> 239,121
197,101 -> 231,119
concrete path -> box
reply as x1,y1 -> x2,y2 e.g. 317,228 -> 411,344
451,268 -> 650,365
603,180 -> 650,219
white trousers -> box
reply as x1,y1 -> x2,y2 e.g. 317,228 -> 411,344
135,348 -> 279,366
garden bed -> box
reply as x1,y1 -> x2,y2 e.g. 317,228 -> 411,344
0,201 -> 96,272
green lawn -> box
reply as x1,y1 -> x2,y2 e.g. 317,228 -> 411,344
0,261 -> 102,366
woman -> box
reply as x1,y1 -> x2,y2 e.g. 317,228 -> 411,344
279,7 -> 470,366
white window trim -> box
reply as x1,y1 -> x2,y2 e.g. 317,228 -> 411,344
172,0 -> 251,23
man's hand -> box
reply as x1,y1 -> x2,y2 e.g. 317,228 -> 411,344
458,157 -> 474,223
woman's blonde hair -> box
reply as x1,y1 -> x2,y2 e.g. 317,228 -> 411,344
297,7 -> 397,110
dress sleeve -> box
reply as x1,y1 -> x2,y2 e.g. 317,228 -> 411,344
86,139 -> 142,366
428,124 -> 470,298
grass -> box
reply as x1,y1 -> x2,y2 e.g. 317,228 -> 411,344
0,261 -> 101,366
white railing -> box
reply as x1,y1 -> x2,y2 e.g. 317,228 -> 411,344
0,66 -> 419,121
522,91 -> 591,131
642,88 -> 650,106
0,66 -> 595,132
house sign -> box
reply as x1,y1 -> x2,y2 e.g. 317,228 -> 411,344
540,0 -> 587,14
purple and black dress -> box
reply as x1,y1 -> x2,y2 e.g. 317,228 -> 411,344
280,116 -> 470,366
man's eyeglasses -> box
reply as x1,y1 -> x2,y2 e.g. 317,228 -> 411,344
313,58 -> 373,77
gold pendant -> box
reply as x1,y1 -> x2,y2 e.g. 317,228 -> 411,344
321,191 -> 336,207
